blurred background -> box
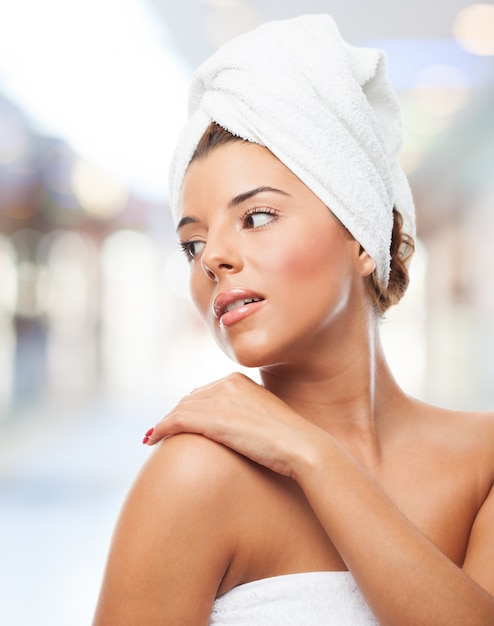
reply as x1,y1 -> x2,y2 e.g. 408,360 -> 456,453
0,1 -> 493,624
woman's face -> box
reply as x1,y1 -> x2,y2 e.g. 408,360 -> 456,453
177,141 -> 373,368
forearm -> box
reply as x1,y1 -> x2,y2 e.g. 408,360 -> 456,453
294,435 -> 494,625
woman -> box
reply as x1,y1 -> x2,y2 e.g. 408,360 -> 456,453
93,15 -> 494,625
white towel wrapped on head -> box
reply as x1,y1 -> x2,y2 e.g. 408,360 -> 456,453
169,13 -> 415,285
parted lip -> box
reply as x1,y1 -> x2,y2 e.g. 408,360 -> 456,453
213,288 -> 265,319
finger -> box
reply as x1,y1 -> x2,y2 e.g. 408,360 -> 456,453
143,404 -> 209,446
143,416 -> 185,446
142,389 -> 205,445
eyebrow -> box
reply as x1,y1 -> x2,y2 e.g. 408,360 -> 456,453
176,215 -> 200,232
227,185 -> 290,209
176,186 -> 290,232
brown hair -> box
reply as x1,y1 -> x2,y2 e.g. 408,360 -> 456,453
190,122 -> 414,315
191,122 -> 242,161
368,209 -> 414,315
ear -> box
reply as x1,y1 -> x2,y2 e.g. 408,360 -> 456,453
357,245 -> 376,277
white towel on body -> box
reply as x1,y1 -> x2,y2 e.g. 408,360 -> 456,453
169,14 -> 415,285
209,571 -> 379,625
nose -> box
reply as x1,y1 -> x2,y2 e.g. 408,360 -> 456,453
200,231 -> 242,281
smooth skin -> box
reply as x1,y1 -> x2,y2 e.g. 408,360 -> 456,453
93,142 -> 494,626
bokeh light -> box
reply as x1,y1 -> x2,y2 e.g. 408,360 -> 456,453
72,159 -> 128,220
454,3 -> 494,56
411,64 -> 470,116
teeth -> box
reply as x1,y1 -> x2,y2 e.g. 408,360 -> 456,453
224,297 -> 262,314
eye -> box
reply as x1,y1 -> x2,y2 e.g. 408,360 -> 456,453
243,208 -> 279,229
180,240 -> 205,261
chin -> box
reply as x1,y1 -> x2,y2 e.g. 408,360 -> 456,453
213,337 -> 262,368
214,327 -> 298,369
222,348 -> 266,369
221,342 -> 289,370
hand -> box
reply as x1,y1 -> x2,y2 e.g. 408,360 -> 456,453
143,372 -> 323,478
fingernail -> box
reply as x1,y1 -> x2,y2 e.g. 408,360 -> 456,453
142,427 -> 154,445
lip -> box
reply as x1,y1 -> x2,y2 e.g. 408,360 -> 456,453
213,288 -> 265,321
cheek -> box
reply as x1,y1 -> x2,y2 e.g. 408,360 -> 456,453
189,270 -> 210,318
265,229 -> 346,283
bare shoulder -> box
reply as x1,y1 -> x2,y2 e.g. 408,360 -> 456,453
409,397 -> 494,478
93,434 -> 253,626
451,407 -> 494,480
126,432 -> 261,539
409,395 -> 494,434
413,402 -> 494,596
144,432 -> 257,498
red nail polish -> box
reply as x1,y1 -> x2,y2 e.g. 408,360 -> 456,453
145,427 -> 154,437
142,436 -> 149,445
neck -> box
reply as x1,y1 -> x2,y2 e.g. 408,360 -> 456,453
259,321 -> 404,467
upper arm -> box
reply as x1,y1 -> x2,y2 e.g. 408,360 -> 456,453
93,434 -> 238,626
463,445 -> 494,599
